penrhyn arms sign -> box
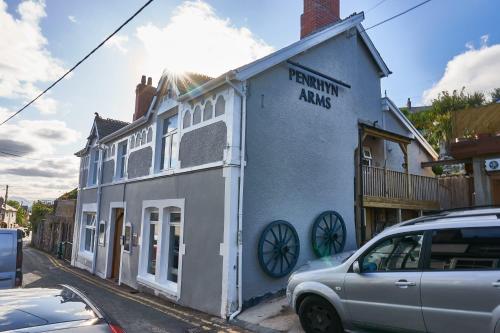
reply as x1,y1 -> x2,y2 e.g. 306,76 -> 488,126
287,60 -> 350,110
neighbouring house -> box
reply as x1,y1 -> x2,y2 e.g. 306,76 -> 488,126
423,103 -> 500,207
0,198 -> 18,229
32,200 -> 76,259
72,0 -> 438,318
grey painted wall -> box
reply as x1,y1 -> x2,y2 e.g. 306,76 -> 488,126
128,147 -> 152,179
241,31 -> 384,301
76,168 -> 225,316
102,160 -> 115,184
179,121 -> 227,168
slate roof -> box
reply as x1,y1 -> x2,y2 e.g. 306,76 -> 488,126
76,114 -> 130,156
95,115 -> 130,138
176,73 -> 213,95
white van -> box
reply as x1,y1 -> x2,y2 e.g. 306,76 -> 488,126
0,229 -> 23,289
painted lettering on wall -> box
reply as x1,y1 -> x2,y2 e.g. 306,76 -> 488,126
289,67 -> 340,110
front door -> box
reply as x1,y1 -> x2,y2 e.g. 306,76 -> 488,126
421,227 -> 500,333
344,232 -> 426,332
111,209 -> 124,281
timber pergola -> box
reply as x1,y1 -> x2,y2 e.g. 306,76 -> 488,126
357,122 -> 414,244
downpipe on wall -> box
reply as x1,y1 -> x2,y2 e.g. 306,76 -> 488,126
92,145 -> 106,275
225,75 -> 247,320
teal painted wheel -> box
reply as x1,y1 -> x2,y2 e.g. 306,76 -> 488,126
258,220 -> 300,278
312,211 -> 346,257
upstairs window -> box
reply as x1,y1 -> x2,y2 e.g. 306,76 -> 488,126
89,150 -> 99,186
160,114 -> 179,170
116,141 -> 128,179
203,101 -> 213,121
192,106 -> 201,125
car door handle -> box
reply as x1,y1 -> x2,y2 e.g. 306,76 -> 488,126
395,280 -> 416,288
493,281 -> 500,288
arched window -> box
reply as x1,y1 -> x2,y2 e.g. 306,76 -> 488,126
130,136 -> 135,149
193,106 -> 201,125
141,130 -> 146,145
135,133 -> 141,147
203,101 -> 213,121
147,127 -> 153,143
183,110 -> 191,129
111,144 -> 115,156
215,95 -> 225,117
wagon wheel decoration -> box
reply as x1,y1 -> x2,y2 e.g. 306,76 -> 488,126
258,220 -> 300,278
312,211 -> 346,258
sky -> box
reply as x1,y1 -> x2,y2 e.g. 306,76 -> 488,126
0,0 -> 499,203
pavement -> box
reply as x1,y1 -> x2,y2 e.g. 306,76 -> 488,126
22,245 -> 249,333
235,297 -> 303,333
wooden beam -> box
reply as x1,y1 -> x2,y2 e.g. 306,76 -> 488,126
361,125 -> 412,145
363,195 -> 440,211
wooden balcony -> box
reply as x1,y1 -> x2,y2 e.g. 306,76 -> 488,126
362,165 -> 440,210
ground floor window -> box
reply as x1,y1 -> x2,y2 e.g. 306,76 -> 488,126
138,200 -> 184,296
82,212 -> 96,253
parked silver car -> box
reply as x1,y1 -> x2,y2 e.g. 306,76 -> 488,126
287,208 -> 500,333
0,229 -> 23,289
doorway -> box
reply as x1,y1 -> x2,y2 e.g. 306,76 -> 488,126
111,208 -> 124,281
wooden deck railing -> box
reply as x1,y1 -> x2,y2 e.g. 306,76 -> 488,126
363,165 -> 438,202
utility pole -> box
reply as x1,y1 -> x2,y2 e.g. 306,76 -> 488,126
0,185 -> 7,223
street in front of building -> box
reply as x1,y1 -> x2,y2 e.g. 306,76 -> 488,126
22,244 -> 247,333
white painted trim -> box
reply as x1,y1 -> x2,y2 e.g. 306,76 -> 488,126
382,97 -> 439,160
138,198 -> 185,300
80,161 -> 224,191
233,14 -> 366,81
104,202 -> 126,280
356,23 -> 391,77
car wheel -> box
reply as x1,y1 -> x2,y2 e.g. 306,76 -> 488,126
298,295 -> 343,333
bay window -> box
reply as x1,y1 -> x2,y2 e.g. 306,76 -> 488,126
160,114 -> 179,170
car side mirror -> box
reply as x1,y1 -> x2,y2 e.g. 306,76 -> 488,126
353,261 -> 361,274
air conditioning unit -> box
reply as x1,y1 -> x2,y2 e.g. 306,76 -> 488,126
485,159 -> 500,172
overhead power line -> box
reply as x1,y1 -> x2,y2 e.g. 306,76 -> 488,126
363,0 -> 432,32
366,0 -> 389,13
0,0 -> 154,126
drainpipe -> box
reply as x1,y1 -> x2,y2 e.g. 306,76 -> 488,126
225,76 -> 247,320
91,145 -> 106,275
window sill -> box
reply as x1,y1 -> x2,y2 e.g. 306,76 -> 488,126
137,274 -> 178,299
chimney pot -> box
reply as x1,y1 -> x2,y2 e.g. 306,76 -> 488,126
300,0 -> 340,39
147,77 -> 152,86
141,75 -> 146,84
407,98 -> 412,110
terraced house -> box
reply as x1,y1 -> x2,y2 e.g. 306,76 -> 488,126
72,0 -> 439,318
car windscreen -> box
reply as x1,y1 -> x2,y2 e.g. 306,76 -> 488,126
0,287 -> 99,332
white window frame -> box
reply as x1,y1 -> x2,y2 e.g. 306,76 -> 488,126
159,114 -> 179,171
137,199 -> 185,299
79,203 -> 97,261
115,140 -> 128,180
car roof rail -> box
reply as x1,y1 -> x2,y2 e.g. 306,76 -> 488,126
400,210 -> 500,227
436,205 -> 500,214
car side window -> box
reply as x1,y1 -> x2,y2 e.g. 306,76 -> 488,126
430,227 -> 500,270
361,233 -> 424,272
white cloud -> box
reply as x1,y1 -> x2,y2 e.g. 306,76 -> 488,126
68,15 -> 77,23
105,34 -> 129,54
423,36 -> 500,103
135,0 -> 274,77
0,119 -> 81,200
0,0 -> 65,114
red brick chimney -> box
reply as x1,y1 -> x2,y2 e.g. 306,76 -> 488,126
133,75 -> 156,121
301,0 -> 340,39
